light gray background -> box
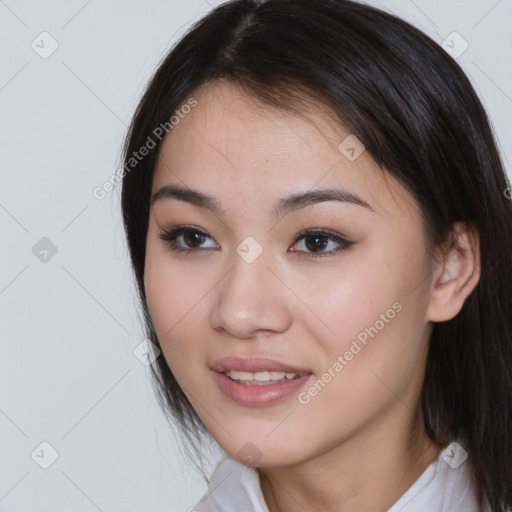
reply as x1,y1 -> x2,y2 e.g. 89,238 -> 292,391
1,0 -> 511,511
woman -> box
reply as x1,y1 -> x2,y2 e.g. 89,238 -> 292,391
120,0 -> 512,510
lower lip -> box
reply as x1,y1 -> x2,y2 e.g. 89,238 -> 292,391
214,371 -> 312,407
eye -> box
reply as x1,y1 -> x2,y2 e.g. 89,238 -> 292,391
289,228 -> 354,258
158,225 -> 219,254
157,225 -> 354,258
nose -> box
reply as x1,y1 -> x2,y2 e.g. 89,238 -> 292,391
208,249 -> 293,339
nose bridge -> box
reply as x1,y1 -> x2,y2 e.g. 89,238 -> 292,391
209,240 -> 292,337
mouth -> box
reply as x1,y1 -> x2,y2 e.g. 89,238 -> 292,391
211,356 -> 313,406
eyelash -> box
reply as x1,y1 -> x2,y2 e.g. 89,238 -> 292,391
157,225 -> 354,259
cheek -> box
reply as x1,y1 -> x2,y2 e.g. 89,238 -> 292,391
143,244 -> 211,367
296,237 -> 429,371
289,259 -> 402,351
283,275 -> 426,459
144,231 -> 208,330
144,262 -> 215,405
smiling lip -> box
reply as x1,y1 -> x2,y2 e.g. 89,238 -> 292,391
211,356 -> 313,407
211,356 -> 311,375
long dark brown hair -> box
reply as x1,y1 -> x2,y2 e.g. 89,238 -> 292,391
120,1 -> 512,509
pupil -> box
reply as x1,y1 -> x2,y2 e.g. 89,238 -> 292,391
306,234 -> 328,252
185,231 -> 204,247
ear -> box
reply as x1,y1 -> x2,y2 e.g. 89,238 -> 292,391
426,221 -> 481,323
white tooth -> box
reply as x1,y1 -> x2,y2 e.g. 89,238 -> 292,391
224,370 -> 300,382
225,370 -> 253,381
253,371 -> 271,382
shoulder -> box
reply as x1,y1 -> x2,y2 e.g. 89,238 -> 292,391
192,456 -> 269,512
388,441 -> 481,512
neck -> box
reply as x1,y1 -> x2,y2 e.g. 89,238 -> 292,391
258,407 -> 444,512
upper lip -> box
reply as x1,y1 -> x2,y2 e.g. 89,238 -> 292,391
211,356 -> 312,376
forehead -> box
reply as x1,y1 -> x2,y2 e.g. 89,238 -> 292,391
152,81 -> 415,222
156,81 -> 351,176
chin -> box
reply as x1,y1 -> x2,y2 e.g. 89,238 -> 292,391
220,435 -> 310,468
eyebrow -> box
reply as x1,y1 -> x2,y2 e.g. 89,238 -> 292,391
150,184 -> 375,219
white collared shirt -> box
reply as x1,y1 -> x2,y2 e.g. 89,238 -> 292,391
191,441 -> 504,512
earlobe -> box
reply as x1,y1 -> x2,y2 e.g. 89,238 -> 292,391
427,222 -> 481,323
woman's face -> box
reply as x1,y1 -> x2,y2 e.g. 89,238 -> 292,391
144,81 -> 436,467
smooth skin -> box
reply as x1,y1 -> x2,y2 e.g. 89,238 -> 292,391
144,81 -> 481,512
